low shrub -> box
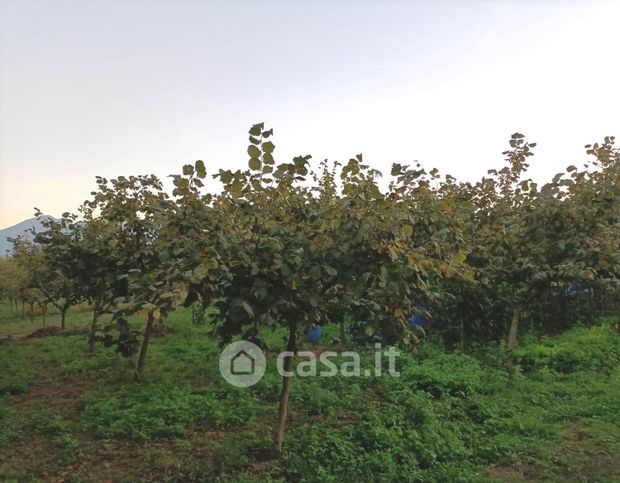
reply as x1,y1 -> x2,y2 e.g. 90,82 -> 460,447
515,324 -> 620,373
80,384 -> 263,439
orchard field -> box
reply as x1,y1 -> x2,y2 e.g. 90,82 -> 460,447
1,125 -> 619,481
1,305 -> 619,481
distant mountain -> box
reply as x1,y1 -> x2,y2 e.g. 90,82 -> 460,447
0,216 -> 57,256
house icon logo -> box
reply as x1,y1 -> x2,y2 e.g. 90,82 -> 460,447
231,349 -> 255,375
219,341 -> 266,387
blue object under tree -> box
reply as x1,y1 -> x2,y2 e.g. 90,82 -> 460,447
304,324 -> 321,343
408,306 -> 429,327
567,283 -> 594,296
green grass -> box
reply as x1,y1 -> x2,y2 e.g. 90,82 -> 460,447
0,305 -> 618,481
0,301 -> 99,337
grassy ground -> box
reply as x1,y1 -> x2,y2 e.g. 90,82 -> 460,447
0,304 -> 618,482
0,302 -> 106,338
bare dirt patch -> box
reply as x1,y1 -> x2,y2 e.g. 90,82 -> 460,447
486,459 -> 541,482
553,422 -> 620,482
486,421 -> 620,482
10,366 -> 97,417
0,435 -> 59,480
25,325 -> 90,340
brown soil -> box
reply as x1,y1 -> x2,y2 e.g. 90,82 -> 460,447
486,421 -> 620,482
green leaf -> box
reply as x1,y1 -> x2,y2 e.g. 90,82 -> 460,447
241,301 -> 254,318
219,170 -> 233,184
324,266 -> 337,276
248,145 -> 261,158
262,141 -> 275,154
249,123 -> 264,136
293,156 -> 307,169
309,266 -> 322,279
195,160 -> 206,178
249,157 -> 261,170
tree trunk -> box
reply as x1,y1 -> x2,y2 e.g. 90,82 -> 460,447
506,306 -> 522,376
134,311 -> 155,382
88,309 -> 100,354
29,302 -> 34,324
272,323 -> 298,458
42,304 -> 48,326
21,301 -> 25,318
60,307 -> 67,330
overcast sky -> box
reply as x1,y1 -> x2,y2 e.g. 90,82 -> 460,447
1,0 -> 619,227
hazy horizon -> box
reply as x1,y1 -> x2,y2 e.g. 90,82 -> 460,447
1,0 -> 619,228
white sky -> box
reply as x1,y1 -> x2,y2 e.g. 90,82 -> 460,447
1,0 -> 619,227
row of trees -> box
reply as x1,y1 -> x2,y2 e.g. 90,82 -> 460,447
1,125 -> 618,455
